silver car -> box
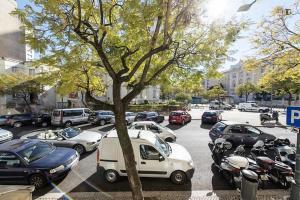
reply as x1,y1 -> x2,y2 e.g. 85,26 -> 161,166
125,112 -> 136,125
0,128 -> 13,143
21,127 -> 102,155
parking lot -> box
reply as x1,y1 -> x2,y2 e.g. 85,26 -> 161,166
1,108 -> 296,199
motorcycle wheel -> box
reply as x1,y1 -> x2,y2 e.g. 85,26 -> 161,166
222,170 -> 237,189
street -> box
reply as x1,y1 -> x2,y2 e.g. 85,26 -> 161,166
3,108 -> 296,199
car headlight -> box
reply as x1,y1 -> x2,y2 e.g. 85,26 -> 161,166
50,165 -> 65,174
188,160 -> 194,168
87,142 -> 96,146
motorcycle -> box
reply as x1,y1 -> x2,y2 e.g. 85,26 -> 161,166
248,141 -> 295,188
260,110 -> 279,124
272,138 -> 296,171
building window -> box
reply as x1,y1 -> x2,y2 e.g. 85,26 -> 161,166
29,69 -> 35,75
11,67 -> 18,73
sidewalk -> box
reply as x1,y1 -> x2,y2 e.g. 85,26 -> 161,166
35,190 -> 290,200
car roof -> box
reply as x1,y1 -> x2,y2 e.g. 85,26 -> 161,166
171,110 -> 184,113
219,121 -> 247,126
106,129 -> 156,144
54,108 -> 88,111
0,139 -> 40,152
132,121 -> 155,125
203,110 -> 218,113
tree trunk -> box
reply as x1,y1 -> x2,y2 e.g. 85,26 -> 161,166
22,94 -> 32,113
113,82 -> 144,200
288,92 -> 292,106
245,93 -> 248,102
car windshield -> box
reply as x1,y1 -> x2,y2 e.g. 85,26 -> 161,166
60,127 -> 82,138
251,104 -> 258,107
203,112 -> 216,116
170,112 -> 181,116
17,142 -> 55,163
155,137 -> 171,157
212,122 -> 227,131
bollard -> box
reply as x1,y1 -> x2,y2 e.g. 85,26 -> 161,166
241,169 -> 258,200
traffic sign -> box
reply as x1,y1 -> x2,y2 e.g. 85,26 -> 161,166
286,106 -> 300,128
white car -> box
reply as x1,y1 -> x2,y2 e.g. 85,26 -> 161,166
97,129 -> 194,184
21,127 -> 102,155
238,102 -> 269,113
0,128 -> 13,143
128,121 -> 176,142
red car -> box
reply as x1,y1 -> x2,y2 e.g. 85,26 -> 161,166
169,110 -> 192,125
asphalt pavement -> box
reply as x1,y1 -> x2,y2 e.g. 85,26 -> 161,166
0,108 -> 296,199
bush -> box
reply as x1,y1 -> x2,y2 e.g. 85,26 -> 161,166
168,100 -> 177,105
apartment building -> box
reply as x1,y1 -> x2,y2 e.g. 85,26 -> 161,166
204,61 -> 265,102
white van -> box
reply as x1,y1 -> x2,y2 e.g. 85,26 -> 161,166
97,129 -> 194,184
238,103 -> 269,113
128,121 -> 176,142
51,108 -> 91,127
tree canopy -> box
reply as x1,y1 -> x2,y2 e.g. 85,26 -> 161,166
235,82 -> 257,101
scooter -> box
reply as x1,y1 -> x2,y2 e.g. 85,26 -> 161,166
271,138 -> 296,171
211,138 -> 249,188
260,111 -> 279,124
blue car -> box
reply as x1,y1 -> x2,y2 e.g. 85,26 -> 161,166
0,139 -> 79,189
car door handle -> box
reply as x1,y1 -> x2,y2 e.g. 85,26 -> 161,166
141,162 -> 146,164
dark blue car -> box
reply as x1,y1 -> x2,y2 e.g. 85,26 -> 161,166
0,139 -> 79,189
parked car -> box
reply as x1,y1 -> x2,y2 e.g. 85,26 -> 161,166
209,121 -> 276,147
51,108 -> 91,127
0,128 -> 13,143
0,115 -> 10,126
0,139 -> 79,189
21,127 -> 102,155
88,110 -> 115,126
209,101 -> 232,110
134,112 -> 164,123
97,129 -> 194,184
125,112 -> 136,125
169,110 -> 191,125
201,110 -> 222,124
128,121 -> 176,142
6,114 -> 35,128
32,113 -> 51,127
238,102 -> 269,113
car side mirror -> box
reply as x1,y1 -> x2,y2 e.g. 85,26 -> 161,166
159,155 -> 165,162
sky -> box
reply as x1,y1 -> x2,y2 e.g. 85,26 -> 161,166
16,0 -> 295,70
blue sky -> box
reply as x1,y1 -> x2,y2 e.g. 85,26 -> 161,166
16,0 -> 295,69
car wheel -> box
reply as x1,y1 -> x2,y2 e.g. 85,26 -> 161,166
125,120 -> 129,125
73,144 -> 85,155
259,110 -> 263,113
100,120 -> 106,126
65,121 -> 72,127
104,169 -> 119,183
171,170 -> 186,184
165,137 -> 174,143
29,174 -> 46,189
41,122 -> 48,127
181,119 -> 185,125
242,109 -> 245,112
14,122 -> 22,128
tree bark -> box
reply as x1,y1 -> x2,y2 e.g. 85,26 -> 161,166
245,93 -> 249,102
288,92 -> 292,106
113,82 -> 144,200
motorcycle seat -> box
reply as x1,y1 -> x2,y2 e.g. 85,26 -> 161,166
256,156 -> 274,164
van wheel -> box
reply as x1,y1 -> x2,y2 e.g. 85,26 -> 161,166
29,174 -> 46,189
65,121 -> 72,127
165,138 -> 174,143
259,110 -> 263,113
171,170 -> 186,184
104,169 -> 119,183
100,120 -> 106,126
73,144 -> 85,155
241,109 -> 245,112
14,122 -> 22,128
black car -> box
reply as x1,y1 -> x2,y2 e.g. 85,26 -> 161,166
32,113 -> 52,127
201,111 -> 222,124
0,139 -> 79,189
209,121 -> 276,147
88,110 -> 115,126
7,114 -> 35,128
134,112 -> 165,123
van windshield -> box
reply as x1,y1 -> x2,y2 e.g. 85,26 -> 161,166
53,111 -> 60,117
155,137 -> 171,156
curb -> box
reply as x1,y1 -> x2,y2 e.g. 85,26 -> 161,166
35,190 -> 290,200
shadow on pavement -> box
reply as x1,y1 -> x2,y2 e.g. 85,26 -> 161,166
70,169 -> 192,194
165,123 -> 185,131
98,124 -> 115,132
200,123 -> 213,130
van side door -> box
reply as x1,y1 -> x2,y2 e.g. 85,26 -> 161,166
138,144 -> 168,178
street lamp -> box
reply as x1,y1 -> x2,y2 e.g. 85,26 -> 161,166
237,0 -> 257,12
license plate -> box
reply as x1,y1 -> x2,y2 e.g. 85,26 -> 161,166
206,117 -> 211,119
260,175 -> 268,180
